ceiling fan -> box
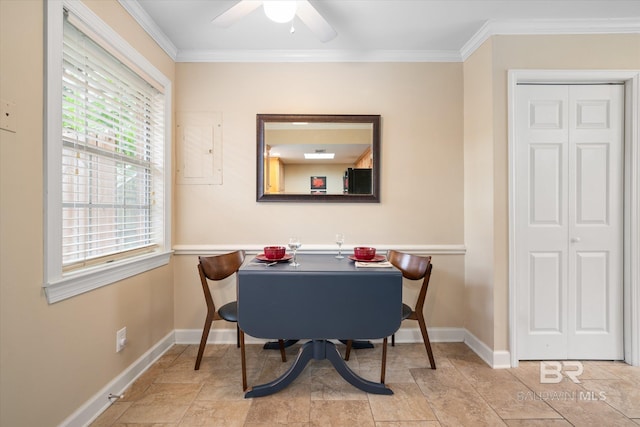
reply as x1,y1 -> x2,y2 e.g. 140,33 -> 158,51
212,0 -> 337,42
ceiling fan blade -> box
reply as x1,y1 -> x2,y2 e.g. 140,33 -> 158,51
296,0 -> 337,42
212,0 -> 262,28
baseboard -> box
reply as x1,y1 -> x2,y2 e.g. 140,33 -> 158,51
174,328 -> 273,345
174,326 -> 467,345
464,329 -> 512,368
59,331 -> 175,427
392,326 -> 466,343
175,327 -> 511,367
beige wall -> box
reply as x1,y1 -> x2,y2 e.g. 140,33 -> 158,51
174,62 -> 464,245
173,62 -> 467,332
463,33 -> 640,353
463,39 -> 496,347
0,1 -> 175,426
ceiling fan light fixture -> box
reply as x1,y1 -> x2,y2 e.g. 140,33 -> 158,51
263,1 -> 298,24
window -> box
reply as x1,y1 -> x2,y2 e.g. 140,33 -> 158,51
45,0 -> 171,303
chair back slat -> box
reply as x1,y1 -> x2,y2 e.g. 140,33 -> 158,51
199,250 -> 245,281
387,250 -> 431,281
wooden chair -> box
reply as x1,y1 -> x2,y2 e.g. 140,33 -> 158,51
194,250 -> 286,390
387,250 -> 435,369
345,250 -> 435,381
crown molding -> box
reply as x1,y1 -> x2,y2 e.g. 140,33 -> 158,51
460,17 -> 640,61
118,0 -> 178,60
176,49 -> 462,63
119,1 -> 640,63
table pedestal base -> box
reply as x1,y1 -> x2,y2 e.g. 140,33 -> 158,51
245,339 -> 393,398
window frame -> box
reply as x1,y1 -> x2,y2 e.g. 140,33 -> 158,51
44,0 -> 172,303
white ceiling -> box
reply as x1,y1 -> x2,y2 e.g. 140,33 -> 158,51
121,0 -> 640,62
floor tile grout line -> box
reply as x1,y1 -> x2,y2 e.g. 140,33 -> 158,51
406,355 -> 476,427
410,366 -> 445,427
589,378 -> 639,423
503,363 -> 567,421
446,355 -> 511,426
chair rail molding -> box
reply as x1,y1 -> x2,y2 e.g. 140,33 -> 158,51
172,244 -> 466,256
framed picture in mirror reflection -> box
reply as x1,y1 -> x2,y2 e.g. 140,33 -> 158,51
310,176 -> 327,190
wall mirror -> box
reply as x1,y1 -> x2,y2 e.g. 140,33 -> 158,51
257,114 -> 380,202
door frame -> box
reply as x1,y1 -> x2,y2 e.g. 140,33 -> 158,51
508,70 -> 640,367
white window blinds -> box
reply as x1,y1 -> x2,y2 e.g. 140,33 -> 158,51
61,13 -> 165,270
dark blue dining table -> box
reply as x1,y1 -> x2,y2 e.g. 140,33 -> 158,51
237,253 -> 402,398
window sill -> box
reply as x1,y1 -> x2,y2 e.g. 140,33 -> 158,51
44,250 -> 173,304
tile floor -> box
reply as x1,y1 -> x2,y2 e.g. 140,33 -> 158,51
90,342 -> 640,426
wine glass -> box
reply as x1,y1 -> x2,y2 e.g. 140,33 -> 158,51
335,233 -> 345,259
288,236 -> 301,267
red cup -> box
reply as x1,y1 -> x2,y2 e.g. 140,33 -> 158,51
264,246 -> 286,260
354,246 -> 376,260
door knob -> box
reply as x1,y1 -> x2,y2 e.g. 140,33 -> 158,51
571,237 -> 581,243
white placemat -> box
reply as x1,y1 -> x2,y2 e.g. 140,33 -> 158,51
355,261 -> 393,268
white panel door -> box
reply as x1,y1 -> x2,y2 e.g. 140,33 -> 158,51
516,84 -> 624,360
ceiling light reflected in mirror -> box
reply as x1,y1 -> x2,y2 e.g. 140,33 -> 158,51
304,152 -> 335,160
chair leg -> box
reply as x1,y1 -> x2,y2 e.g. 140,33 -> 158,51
240,329 -> 247,391
344,340 -> 352,361
195,314 -> 214,370
417,315 -> 436,369
381,336 -> 388,384
278,339 -> 287,362
236,324 -> 240,348
391,333 -> 395,346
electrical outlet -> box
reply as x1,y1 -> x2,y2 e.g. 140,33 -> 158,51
116,327 -> 127,352
0,99 -> 16,133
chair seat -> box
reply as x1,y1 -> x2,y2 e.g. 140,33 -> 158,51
401,303 -> 412,320
218,301 -> 238,322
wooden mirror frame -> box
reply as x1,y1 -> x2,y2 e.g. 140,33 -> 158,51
256,114 -> 381,203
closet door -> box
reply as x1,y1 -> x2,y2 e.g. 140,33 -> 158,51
515,84 -> 624,360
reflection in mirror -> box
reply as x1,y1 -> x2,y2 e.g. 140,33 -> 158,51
257,114 -> 380,202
